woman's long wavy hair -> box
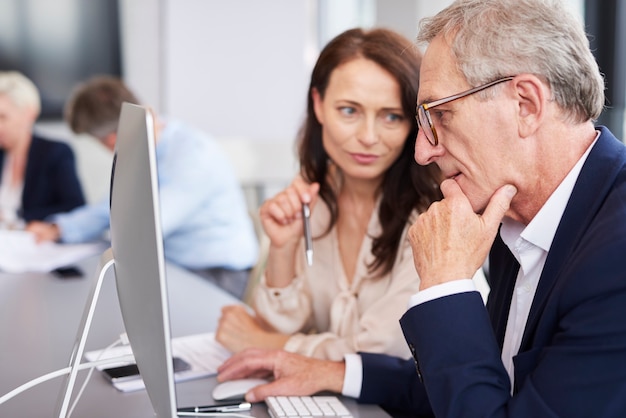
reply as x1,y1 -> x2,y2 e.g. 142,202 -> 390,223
298,28 -> 442,277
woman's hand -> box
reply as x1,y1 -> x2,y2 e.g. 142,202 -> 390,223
216,304 -> 289,353
259,176 -> 320,249
259,176 -> 320,287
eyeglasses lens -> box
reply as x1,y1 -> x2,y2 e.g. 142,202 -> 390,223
418,107 -> 437,146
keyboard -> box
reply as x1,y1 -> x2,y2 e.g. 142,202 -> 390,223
266,396 -> 353,417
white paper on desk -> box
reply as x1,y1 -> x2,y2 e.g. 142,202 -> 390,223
0,230 -> 105,273
84,332 -> 232,392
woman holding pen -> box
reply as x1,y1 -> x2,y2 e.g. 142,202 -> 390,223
216,28 -> 453,361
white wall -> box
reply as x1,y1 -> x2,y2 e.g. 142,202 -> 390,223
121,0 -> 316,143
165,1 -> 315,142
118,0 -> 319,206
118,0 -> 163,111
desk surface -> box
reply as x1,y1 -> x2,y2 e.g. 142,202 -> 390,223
0,254 -> 389,417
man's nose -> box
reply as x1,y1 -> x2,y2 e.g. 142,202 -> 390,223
414,128 -> 444,165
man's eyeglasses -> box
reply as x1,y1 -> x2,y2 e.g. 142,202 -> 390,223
416,76 -> 515,146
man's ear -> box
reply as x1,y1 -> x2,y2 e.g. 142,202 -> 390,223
102,132 -> 117,151
513,75 -> 546,138
311,87 -> 324,124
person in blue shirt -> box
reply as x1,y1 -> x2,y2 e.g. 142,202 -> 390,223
0,71 -> 85,226
27,76 -> 258,298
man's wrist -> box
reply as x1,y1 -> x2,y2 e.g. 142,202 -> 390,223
409,279 -> 476,307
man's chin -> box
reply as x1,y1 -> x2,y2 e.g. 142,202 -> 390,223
466,194 -> 489,215
455,181 -> 491,214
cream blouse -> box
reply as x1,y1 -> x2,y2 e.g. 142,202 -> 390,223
252,198 -> 419,361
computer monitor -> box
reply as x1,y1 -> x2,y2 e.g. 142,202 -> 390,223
56,102 -> 177,417
108,102 -> 177,418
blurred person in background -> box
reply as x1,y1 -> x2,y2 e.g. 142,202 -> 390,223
0,71 -> 85,228
27,76 -> 258,299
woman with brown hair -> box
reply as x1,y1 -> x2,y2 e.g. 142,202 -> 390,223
217,27 -> 444,361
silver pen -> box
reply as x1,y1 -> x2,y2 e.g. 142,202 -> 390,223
177,402 -> 252,413
302,202 -> 313,266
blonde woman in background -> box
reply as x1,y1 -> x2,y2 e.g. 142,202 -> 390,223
0,71 -> 84,227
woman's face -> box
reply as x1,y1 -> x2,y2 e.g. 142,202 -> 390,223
312,57 -> 410,184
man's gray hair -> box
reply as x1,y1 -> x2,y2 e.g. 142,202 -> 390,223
417,0 -> 605,123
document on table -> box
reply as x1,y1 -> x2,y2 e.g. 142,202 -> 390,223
0,230 -> 106,273
84,332 -> 232,392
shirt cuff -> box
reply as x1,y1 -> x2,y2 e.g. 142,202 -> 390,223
408,279 -> 476,308
341,353 -> 363,398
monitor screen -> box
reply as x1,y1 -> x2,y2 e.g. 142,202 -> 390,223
108,102 -> 177,417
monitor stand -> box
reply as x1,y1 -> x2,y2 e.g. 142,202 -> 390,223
55,248 -> 115,418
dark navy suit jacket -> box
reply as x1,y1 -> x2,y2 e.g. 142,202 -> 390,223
0,134 -> 85,222
359,127 -> 626,417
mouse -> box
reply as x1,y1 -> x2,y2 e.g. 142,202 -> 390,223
212,378 -> 270,401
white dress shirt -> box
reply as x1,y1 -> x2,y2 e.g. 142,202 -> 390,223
498,133 -> 594,388
0,154 -> 23,228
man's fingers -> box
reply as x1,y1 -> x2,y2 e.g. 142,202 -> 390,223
217,349 -> 258,377
439,178 -> 462,198
246,380 -> 284,403
481,184 -> 517,229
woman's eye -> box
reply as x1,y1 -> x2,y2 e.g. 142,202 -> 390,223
385,112 -> 403,123
339,107 -> 356,116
